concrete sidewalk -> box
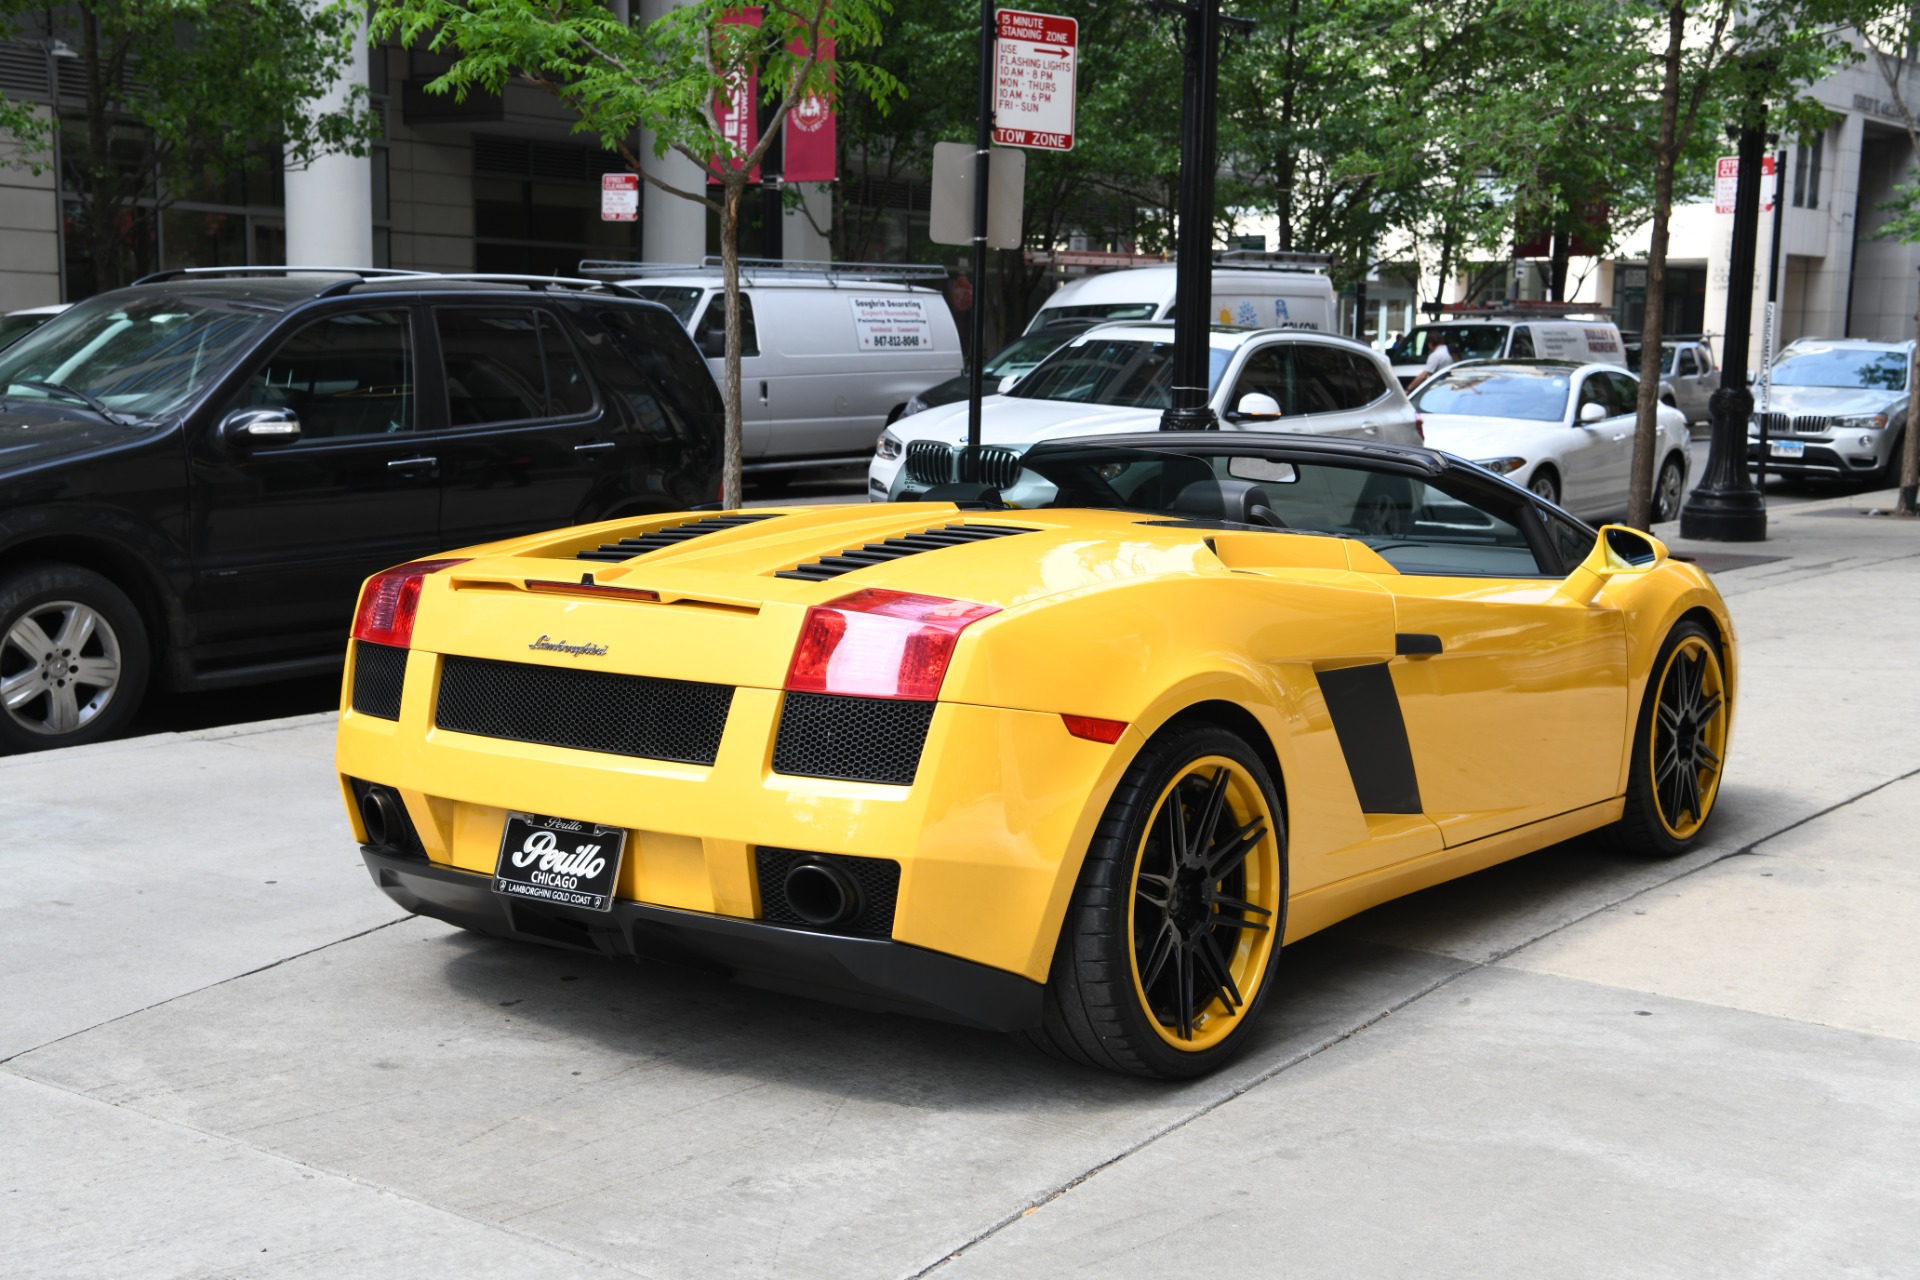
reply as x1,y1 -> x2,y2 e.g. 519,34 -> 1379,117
3,491 -> 1916,1279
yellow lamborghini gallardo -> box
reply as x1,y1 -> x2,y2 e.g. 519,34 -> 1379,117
336,433 -> 1734,1079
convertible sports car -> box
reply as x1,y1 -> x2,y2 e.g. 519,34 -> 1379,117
336,433 -> 1735,1079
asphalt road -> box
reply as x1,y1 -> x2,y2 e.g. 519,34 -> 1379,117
4,485 -> 1916,1277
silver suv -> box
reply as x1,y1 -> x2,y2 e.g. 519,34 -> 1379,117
1749,338 -> 1911,484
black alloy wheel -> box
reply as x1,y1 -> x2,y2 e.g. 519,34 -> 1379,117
1019,723 -> 1287,1079
1613,619 -> 1729,857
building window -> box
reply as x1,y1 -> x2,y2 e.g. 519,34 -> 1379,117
1793,131 -> 1823,210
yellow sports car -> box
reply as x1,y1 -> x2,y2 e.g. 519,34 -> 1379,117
336,433 -> 1734,1079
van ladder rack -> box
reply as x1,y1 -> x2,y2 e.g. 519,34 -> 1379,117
1207,249 -> 1336,272
578,257 -> 950,287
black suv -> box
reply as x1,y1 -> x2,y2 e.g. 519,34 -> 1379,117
0,268 -> 723,752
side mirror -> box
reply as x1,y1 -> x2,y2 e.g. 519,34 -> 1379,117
997,373 -> 1020,394
219,406 -> 301,447
1232,392 -> 1283,421
1578,402 -> 1607,425
698,330 -> 726,358
1558,524 -> 1668,606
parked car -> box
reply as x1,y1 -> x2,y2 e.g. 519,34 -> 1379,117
336,430 -> 1734,1077
1388,314 -> 1628,389
1411,360 -> 1691,521
587,259 -> 962,471
895,320 -> 1098,420
0,267 -> 722,752
1747,338 -> 1911,485
1625,337 -> 1719,423
0,303 -> 69,349
869,323 -> 1422,499
1023,256 -> 1337,336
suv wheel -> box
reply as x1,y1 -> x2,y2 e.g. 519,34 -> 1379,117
0,564 -> 150,752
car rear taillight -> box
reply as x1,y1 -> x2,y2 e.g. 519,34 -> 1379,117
784,588 -> 1000,700
1413,414 -> 1425,441
351,559 -> 468,648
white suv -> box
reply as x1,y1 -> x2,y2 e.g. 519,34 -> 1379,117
869,323 -> 1422,499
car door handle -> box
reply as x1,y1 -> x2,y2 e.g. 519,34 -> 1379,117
573,441 -> 616,453
387,455 -> 437,470
759,380 -> 769,404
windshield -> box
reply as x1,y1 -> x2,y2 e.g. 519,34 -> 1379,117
951,442 -> 1551,577
0,313 -> 52,350
1025,302 -> 1161,333
982,330 -> 1080,377
1770,346 -> 1908,390
1660,347 -> 1678,375
1413,368 -> 1571,421
0,294 -> 271,418
1009,337 -> 1234,409
627,286 -> 706,325
1388,325 -> 1509,363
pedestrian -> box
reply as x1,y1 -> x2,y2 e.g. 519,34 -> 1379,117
1410,332 -> 1455,389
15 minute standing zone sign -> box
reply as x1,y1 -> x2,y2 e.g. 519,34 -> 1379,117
994,10 -> 1077,152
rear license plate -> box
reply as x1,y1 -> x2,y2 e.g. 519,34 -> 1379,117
492,812 -> 626,912
1770,440 -> 1806,458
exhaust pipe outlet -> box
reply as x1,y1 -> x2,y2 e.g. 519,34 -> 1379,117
359,786 -> 405,851
783,859 -> 862,927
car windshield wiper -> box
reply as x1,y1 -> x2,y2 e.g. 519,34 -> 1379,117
11,380 -> 139,425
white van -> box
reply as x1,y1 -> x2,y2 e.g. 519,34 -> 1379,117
1386,315 -> 1627,388
1024,258 -> 1337,337
587,260 -> 963,468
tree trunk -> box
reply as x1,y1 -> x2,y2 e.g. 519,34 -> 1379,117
1549,226 -> 1571,302
719,178 -> 746,509
1903,272 -> 1920,514
1628,2 -> 1685,531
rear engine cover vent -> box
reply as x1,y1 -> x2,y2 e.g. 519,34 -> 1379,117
577,512 -> 777,562
776,522 -> 1036,582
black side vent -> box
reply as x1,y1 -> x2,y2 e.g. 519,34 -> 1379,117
351,641 -> 409,720
773,693 -> 936,785
756,848 -> 901,939
577,512 -> 778,563
775,522 -> 1036,582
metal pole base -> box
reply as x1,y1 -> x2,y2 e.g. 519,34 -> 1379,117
1679,384 -> 1767,541
1159,405 -> 1218,432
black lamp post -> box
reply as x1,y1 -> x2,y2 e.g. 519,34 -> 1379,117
1679,112 -> 1769,542
1159,0 -> 1225,432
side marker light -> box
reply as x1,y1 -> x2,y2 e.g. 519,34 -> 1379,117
1061,714 -> 1127,744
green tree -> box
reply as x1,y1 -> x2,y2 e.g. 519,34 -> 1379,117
0,0 -> 376,292
376,0 -> 902,508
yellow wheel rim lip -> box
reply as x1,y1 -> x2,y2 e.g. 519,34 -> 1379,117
1125,754 -> 1282,1053
1649,635 -> 1728,840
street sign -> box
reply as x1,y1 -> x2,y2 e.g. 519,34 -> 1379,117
993,9 -> 1077,152
1715,155 -> 1776,215
929,141 -> 1027,249
601,173 -> 639,222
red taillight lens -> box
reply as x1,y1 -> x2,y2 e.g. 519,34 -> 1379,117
1061,714 -> 1127,744
351,559 -> 468,648
784,588 -> 1000,700
1413,414 -> 1425,441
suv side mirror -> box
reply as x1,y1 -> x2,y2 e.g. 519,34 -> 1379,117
219,406 -> 301,447
1231,392 -> 1283,421
698,329 -> 726,358
1578,401 -> 1607,425
1558,524 -> 1667,605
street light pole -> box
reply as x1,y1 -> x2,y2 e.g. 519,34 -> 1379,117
1160,0 -> 1223,432
1680,110 -> 1769,542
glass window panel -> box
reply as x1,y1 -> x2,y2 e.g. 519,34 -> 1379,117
539,312 -> 594,416
437,307 -> 547,425
225,310 -> 413,439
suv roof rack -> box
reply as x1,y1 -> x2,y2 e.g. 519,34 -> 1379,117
578,256 -> 950,286
324,272 -> 641,300
1207,249 -> 1336,272
132,266 -> 431,287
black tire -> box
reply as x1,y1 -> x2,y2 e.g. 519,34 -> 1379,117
1528,467 -> 1561,505
1612,619 -> 1728,858
0,562 -> 151,753
1017,723 -> 1288,1079
1653,454 -> 1686,523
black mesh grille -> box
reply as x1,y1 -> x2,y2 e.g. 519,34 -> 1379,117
772,693 -> 935,785
577,512 -> 776,562
351,642 -> 408,720
756,847 -> 901,939
435,656 -> 733,764
775,522 -> 1036,582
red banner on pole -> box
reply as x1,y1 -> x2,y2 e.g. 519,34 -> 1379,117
710,7 -> 763,185
782,35 -> 836,183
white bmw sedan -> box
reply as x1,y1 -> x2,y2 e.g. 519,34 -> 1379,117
1412,360 -> 1692,522
868,322 -> 1422,499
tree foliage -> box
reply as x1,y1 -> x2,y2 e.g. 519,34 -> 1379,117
375,0 -> 902,507
0,0 -> 376,291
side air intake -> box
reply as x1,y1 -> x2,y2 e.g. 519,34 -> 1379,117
577,512 -> 777,562
775,522 -> 1036,582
